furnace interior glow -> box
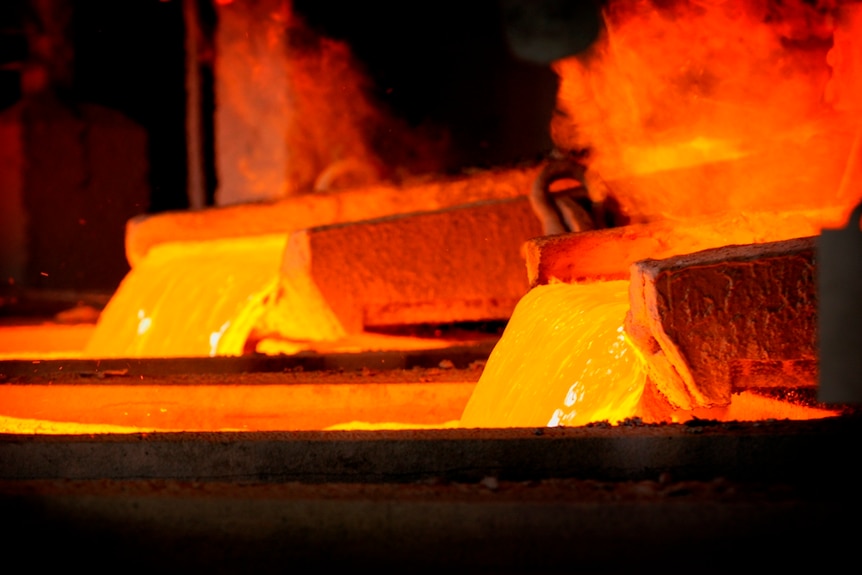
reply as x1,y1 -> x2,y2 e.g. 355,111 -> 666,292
2,0 -> 856,433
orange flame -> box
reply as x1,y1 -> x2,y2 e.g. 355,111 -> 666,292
553,0 -> 857,220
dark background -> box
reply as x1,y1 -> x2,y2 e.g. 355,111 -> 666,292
2,0 -> 603,212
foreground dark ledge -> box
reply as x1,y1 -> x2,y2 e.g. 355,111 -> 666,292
2,416 -> 859,573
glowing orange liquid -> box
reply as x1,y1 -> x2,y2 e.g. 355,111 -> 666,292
84,235 -> 290,358
460,281 -> 645,428
0,381 -> 475,434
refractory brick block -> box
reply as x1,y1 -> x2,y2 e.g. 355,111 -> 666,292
625,236 -> 817,410
281,197 -> 544,334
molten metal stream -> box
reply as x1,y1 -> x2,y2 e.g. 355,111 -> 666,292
461,281 -> 644,428
83,235 -> 290,358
